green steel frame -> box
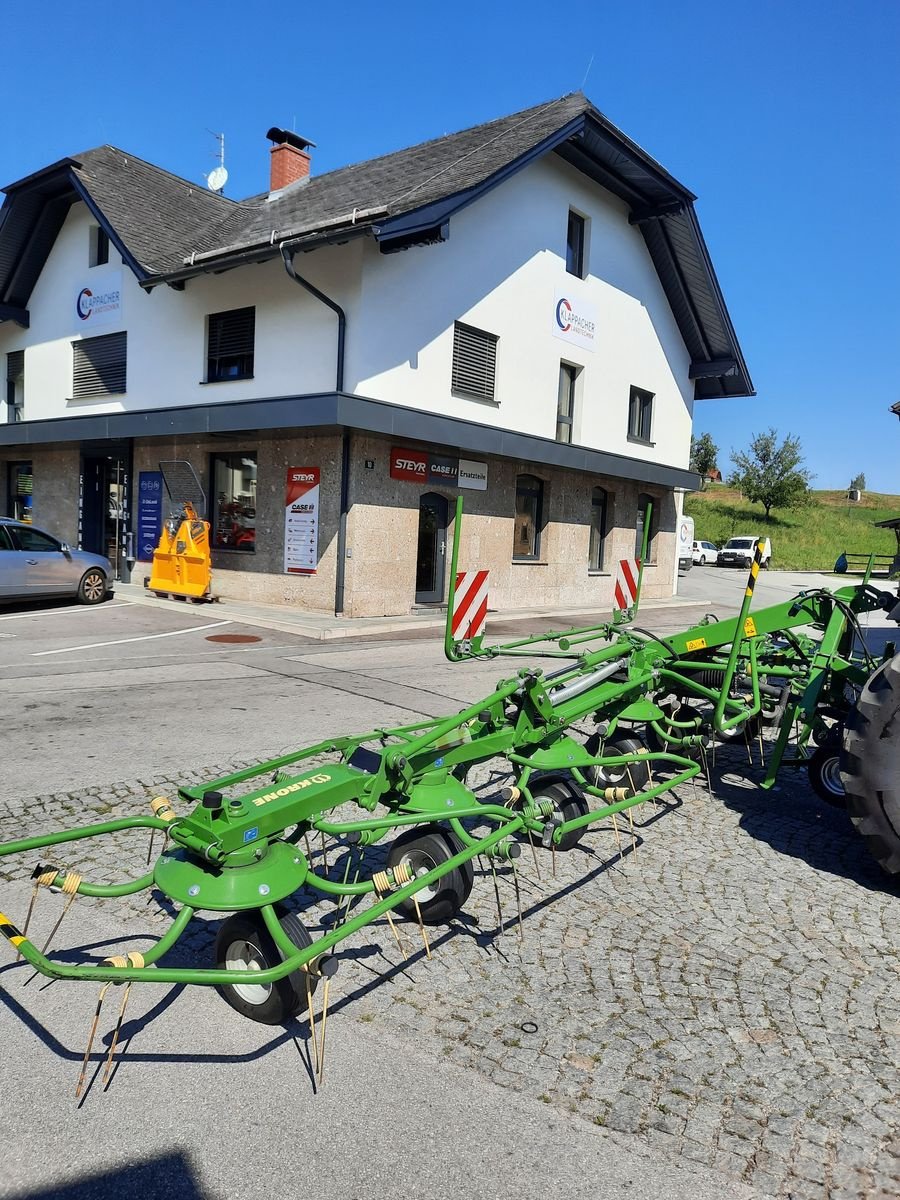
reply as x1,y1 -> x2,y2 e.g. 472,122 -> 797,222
1,503 -> 897,1010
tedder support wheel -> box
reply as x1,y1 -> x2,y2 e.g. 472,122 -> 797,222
807,743 -> 846,808
215,910 -> 315,1024
77,568 -> 107,605
584,735 -> 652,792
386,825 -> 474,925
841,653 -> 900,875
529,777 -> 589,852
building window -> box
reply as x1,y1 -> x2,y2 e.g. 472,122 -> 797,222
628,386 -> 654,443
513,473 -> 544,560
89,225 -> 110,267
207,307 -> 255,383
72,332 -> 127,398
7,461 -> 33,523
566,210 -> 586,278
212,452 -> 257,552
6,350 -> 24,422
589,487 -> 610,571
636,492 -> 657,562
451,321 -> 498,402
556,362 -> 578,443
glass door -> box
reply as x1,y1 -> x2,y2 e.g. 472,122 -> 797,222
415,493 -> 448,604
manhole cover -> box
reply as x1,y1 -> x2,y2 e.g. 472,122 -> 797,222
205,633 -> 262,644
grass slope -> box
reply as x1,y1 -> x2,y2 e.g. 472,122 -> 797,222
684,487 -> 900,571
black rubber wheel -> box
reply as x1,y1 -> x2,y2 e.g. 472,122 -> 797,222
215,910 -> 315,1024
807,743 -> 846,808
714,711 -> 761,746
529,777 -> 589,851
583,735 -> 652,793
386,825 -> 474,924
77,568 -> 107,605
840,654 -> 900,875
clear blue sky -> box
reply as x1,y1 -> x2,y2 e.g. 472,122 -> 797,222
5,1 -> 899,492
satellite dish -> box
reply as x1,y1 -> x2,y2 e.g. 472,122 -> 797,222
207,166 -> 228,193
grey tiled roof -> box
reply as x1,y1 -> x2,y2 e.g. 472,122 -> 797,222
72,146 -> 243,275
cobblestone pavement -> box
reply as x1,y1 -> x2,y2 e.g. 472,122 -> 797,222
1,733 -> 898,1200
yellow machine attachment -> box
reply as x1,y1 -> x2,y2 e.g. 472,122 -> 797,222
147,501 -> 213,601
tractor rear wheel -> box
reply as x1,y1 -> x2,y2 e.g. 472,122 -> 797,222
386,825 -> 474,925
840,653 -> 900,875
215,910 -> 315,1024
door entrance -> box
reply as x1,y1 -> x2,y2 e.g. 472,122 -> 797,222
415,492 -> 448,605
80,451 -> 131,580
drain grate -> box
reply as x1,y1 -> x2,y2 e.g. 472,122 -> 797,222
205,633 -> 262,644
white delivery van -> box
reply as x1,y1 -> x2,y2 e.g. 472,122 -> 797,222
677,515 -> 694,572
716,535 -> 772,568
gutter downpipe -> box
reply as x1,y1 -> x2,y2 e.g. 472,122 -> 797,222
279,242 -> 350,615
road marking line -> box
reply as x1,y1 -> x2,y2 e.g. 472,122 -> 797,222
32,620 -> 232,657
0,602 -> 131,622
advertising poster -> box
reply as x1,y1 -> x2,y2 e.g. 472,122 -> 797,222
137,471 -> 163,561
284,467 -> 319,574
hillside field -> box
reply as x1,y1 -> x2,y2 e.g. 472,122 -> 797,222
684,487 -> 899,571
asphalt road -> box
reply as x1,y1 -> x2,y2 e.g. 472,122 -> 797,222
1,567 -> 895,801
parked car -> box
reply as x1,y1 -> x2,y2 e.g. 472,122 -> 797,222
717,535 -> 772,569
692,539 -> 718,565
0,518 -> 111,604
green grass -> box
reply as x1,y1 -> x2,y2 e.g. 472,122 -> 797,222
685,486 -> 899,571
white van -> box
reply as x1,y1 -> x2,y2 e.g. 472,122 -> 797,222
677,515 -> 694,572
717,535 -> 772,569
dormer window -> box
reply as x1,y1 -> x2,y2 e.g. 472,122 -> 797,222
89,225 -> 109,268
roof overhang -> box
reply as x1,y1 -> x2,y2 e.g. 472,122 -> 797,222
0,160 -> 148,321
0,391 -> 700,491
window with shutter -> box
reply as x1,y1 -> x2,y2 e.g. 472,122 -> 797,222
72,333 -> 127,399
451,321 -> 498,402
207,307 -> 255,382
6,350 -> 24,421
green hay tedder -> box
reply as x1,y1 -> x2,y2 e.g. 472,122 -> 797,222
2,500 -> 898,1091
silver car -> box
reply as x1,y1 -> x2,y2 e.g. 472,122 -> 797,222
0,518 -> 111,604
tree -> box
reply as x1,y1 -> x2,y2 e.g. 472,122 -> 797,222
729,428 -> 813,520
690,432 -> 719,481
849,472 -> 866,492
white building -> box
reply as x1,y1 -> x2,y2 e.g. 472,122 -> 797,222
0,93 -> 752,616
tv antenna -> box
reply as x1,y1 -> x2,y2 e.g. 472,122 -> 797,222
205,130 -> 228,194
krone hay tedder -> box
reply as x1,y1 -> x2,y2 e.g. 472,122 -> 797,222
1,500 -> 898,1091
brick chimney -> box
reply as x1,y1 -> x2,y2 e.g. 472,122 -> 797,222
266,127 -> 316,194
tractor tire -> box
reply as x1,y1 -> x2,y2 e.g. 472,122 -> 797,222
840,654 -> 900,876
215,909 -> 315,1025
386,825 -> 474,925
529,776 -> 589,851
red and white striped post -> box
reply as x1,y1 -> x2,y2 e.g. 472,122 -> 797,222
613,557 -> 640,614
451,570 -> 489,642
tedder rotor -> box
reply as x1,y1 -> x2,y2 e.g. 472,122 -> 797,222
2,499 -> 898,1094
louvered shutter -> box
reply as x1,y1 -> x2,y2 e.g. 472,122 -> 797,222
72,333 -> 127,398
6,350 -> 24,383
452,322 -> 498,402
207,307 -> 255,380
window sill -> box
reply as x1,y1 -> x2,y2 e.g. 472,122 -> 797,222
451,389 -> 500,407
512,558 -> 547,566
200,375 -> 255,385
66,394 -> 125,404
627,434 -> 655,448
587,570 -> 612,577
